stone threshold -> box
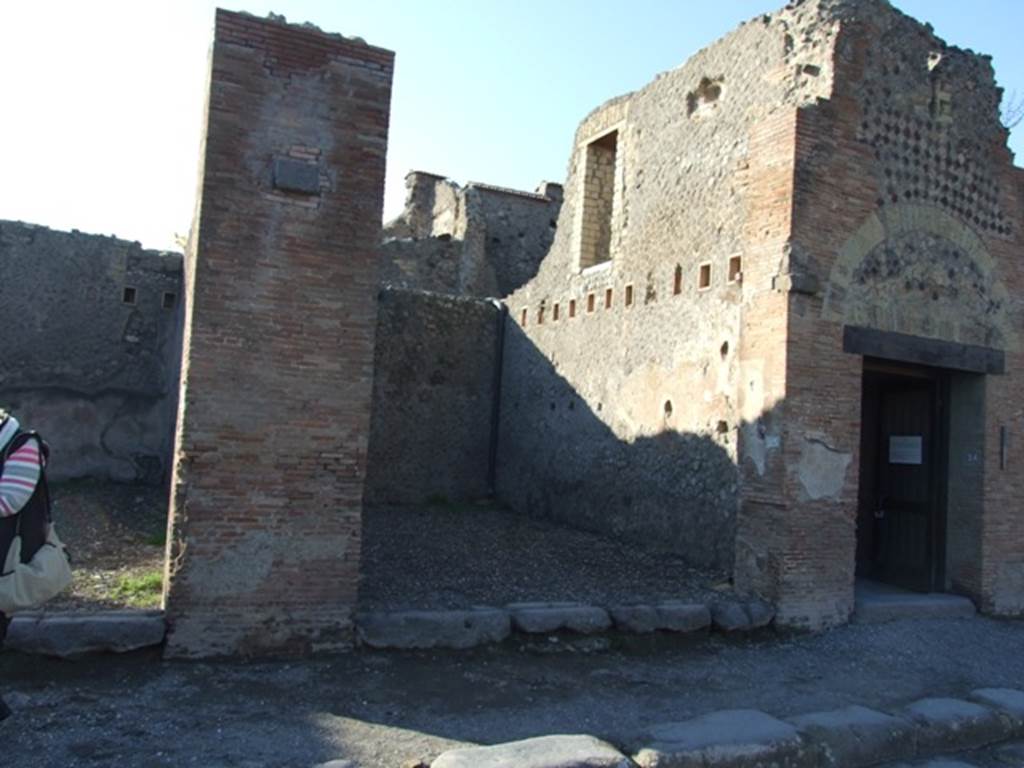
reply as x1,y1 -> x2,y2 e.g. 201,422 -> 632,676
421,688 -> 1024,768
355,598 -> 774,650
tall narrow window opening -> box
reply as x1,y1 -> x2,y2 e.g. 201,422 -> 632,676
577,130 -> 618,270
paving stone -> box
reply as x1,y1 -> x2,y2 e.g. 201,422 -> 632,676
904,697 -> 1012,754
789,704 -> 916,766
430,734 -> 631,768
6,611 -> 166,658
634,708 -> 815,767
356,609 -> 510,650
508,603 -> 612,634
609,602 -> 710,634
969,688 -> 1024,731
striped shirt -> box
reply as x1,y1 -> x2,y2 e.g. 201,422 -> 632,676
0,417 -> 42,518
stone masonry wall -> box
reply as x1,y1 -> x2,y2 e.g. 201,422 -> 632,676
730,0 -> 1024,628
0,220 -> 183,483
498,3 -> 836,572
365,289 -> 499,505
163,11 -> 393,658
381,171 -> 561,298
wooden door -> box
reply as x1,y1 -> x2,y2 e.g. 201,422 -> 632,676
874,379 -> 936,591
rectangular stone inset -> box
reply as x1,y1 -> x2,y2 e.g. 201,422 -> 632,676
273,157 -> 321,194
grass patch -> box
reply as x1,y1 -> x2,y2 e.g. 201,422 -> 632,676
113,570 -> 164,607
143,531 -> 166,547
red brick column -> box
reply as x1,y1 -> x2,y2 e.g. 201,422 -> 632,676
163,11 -> 393,657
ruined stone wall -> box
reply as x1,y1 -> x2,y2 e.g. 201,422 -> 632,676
381,172 -> 561,298
0,221 -> 183,483
164,11 -> 393,657
497,4 -> 835,572
748,0 -> 1024,627
365,289 -> 499,505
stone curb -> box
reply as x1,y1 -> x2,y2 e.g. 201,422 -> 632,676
421,688 -> 1024,768
355,608 -> 511,650
609,602 -> 710,634
5,611 -> 166,658
508,602 -> 613,634
357,599 -> 766,649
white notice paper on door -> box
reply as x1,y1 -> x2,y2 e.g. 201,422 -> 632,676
889,435 -> 923,465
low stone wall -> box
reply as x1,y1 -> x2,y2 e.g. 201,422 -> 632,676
0,221 -> 183,483
365,289 -> 500,504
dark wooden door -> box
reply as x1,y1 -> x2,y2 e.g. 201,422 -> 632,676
874,379 -> 936,591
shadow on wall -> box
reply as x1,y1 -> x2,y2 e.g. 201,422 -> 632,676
496,320 -> 776,576
364,289 -> 501,506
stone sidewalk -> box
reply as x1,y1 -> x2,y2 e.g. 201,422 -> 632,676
3,615 -> 1024,767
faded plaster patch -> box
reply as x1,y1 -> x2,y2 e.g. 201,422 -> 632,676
991,560 -> 1024,615
742,422 -> 767,476
740,360 -> 766,422
797,433 -> 851,501
184,533 -> 275,598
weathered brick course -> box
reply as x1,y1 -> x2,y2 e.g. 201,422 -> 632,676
163,10 -> 393,657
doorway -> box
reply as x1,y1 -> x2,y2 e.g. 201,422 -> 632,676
856,359 -> 948,593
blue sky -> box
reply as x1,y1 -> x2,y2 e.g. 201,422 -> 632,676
1,0 -> 1020,251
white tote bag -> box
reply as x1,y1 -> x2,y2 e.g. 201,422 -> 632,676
0,521 -> 72,614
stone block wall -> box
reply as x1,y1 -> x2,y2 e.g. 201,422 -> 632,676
365,289 -> 500,505
0,221 -> 183,483
498,2 -> 837,573
382,171 -> 561,297
163,11 -> 393,657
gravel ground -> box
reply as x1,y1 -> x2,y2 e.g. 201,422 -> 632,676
45,480 -> 167,610
359,503 -> 731,611
2,616 -> 1024,767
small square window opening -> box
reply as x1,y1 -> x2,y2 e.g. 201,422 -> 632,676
698,263 -> 712,290
728,256 -> 742,283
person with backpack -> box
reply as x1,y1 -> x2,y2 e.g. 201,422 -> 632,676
0,408 -> 50,722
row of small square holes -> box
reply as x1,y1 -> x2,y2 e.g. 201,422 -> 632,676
123,286 -> 177,310
520,256 -> 741,328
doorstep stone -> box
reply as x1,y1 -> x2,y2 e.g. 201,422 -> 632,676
788,704 -> 916,766
903,697 -> 1013,754
430,734 -> 632,768
507,603 -> 612,635
5,611 -> 166,658
356,608 -> 510,650
634,708 -> 815,768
